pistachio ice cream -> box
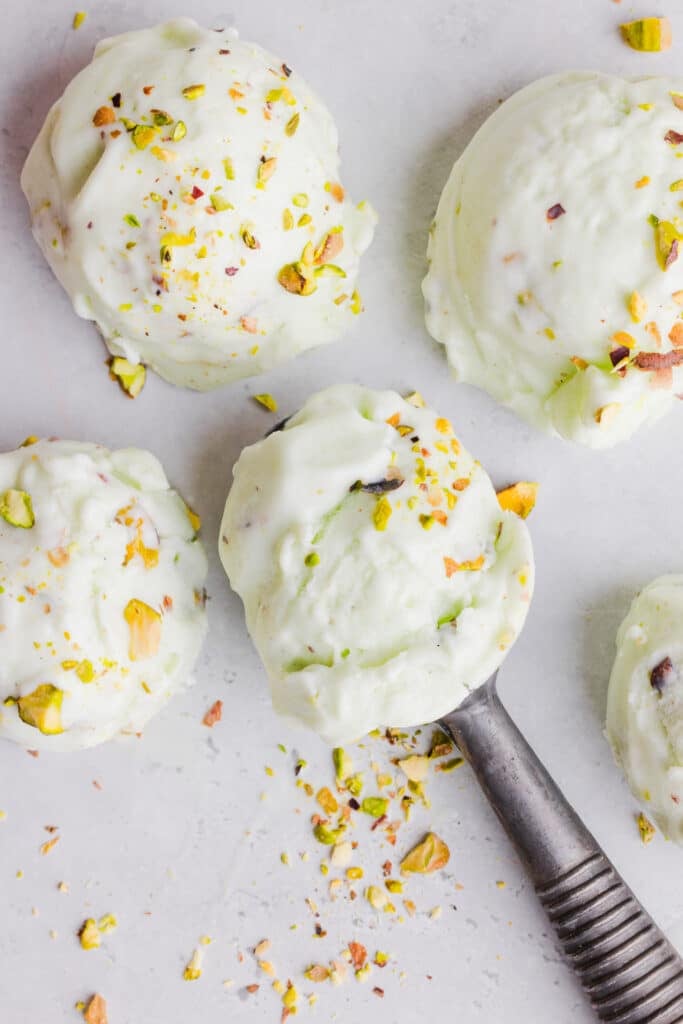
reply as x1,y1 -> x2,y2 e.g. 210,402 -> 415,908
0,439 -> 207,751
423,72 -> 683,448
21,19 -> 376,390
219,384 -> 534,744
607,576 -> 683,842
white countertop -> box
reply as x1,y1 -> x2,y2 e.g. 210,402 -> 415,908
2,2 -> 683,1022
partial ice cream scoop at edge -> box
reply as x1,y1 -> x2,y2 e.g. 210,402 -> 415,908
607,574 -> 683,844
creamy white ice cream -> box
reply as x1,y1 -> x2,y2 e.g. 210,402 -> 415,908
607,575 -> 683,842
219,384 -> 534,743
21,19 -> 376,390
423,72 -> 683,448
0,439 -> 207,750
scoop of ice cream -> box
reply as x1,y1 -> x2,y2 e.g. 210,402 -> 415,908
219,384 -> 534,743
21,19 -> 376,390
0,439 -> 207,750
423,72 -> 683,448
607,575 -> 683,842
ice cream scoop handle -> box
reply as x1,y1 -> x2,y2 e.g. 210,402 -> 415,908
439,677 -> 683,1023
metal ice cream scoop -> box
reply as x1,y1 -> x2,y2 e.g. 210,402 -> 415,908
439,673 -> 683,1024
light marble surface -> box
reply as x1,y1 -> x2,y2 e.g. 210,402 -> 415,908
2,2 -> 683,1022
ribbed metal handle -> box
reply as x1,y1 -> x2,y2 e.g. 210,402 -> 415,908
440,676 -> 683,1023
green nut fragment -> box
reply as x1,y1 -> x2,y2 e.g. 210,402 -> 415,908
171,121 -> 187,142
304,552 -> 320,567
110,357 -> 146,399
429,729 -> 454,759
346,773 -> 363,797
333,746 -> 353,782
400,831 -> 450,875
257,156 -> 278,186
365,885 -> 388,910
651,216 -> 683,270
182,84 -> 205,100
223,157 -> 235,180
398,754 -> 429,783
151,109 -> 173,126
277,262 -> 316,295
314,264 -> 346,278
131,124 -> 158,150
210,193 -> 233,212
0,489 -> 35,528
361,796 -> 388,818
285,112 -> 300,136
9,684 -> 64,735
313,822 -> 346,845
437,757 -> 464,773
123,214 -> 141,228
620,17 -> 672,52
79,918 -> 101,950
240,226 -> 260,250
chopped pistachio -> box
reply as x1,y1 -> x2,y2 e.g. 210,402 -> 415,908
210,193 -> 233,212
398,754 -> 429,783
222,157 -> 235,180
285,112 -> 300,136
257,157 -> 277,186
620,17 -> 672,52
436,757 -> 464,773
365,885 -> 388,910
150,109 -> 173,126
346,773 -> 363,797
0,489 -> 35,528
400,832 -> 450,875
373,496 -> 392,531
240,226 -> 260,250
652,217 -> 682,270
496,481 -> 538,519
123,599 -> 162,661
78,918 -> 101,951
253,393 -> 278,413
109,357 -> 146,399
304,964 -> 330,982
171,121 -> 187,142
282,208 -> 294,230
10,684 -> 63,735
637,811 -> 656,844
333,746 -> 353,781
72,11 -> 86,29
183,948 -> 203,980
313,823 -> 345,845
361,796 -> 388,818
182,84 -> 205,100
429,729 -> 454,758
131,125 -> 158,150
627,291 -> 647,323
330,841 -> 353,867
316,787 -> 339,815
385,879 -> 403,894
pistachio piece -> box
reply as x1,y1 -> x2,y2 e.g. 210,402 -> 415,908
0,488 -> 35,528
361,796 -> 388,818
240,226 -> 260,250
183,948 -> 203,980
72,11 -> 86,29
628,291 -> 647,323
123,599 -> 162,661
314,230 -> 344,266
304,965 -> 329,983
398,754 -> 429,783
332,746 -> 353,782
637,811 -> 656,844
313,823 -> 345,845
496,481 -> 538,519
400,832 -> 450,875
9,684 -> 64,735
651,217 -> 682,270
365,885 -> 388,910
316,787 -> 338,815
372,496 -> 392,531
210,193 -> 233,212
171,121 -> 187,142
277,262 -> 316,295
131,124 -> 158,150
256,156 -> 277,186
429,729 -> 454,759
253,393 -> 278,413
182,84 -> 205,100
109,357 -> 146,399
620,17 -> 672,52
79,919 -> 101,950
285,112 -> 300,136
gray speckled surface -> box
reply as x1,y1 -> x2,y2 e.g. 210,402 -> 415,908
2,1 -> 683,1021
